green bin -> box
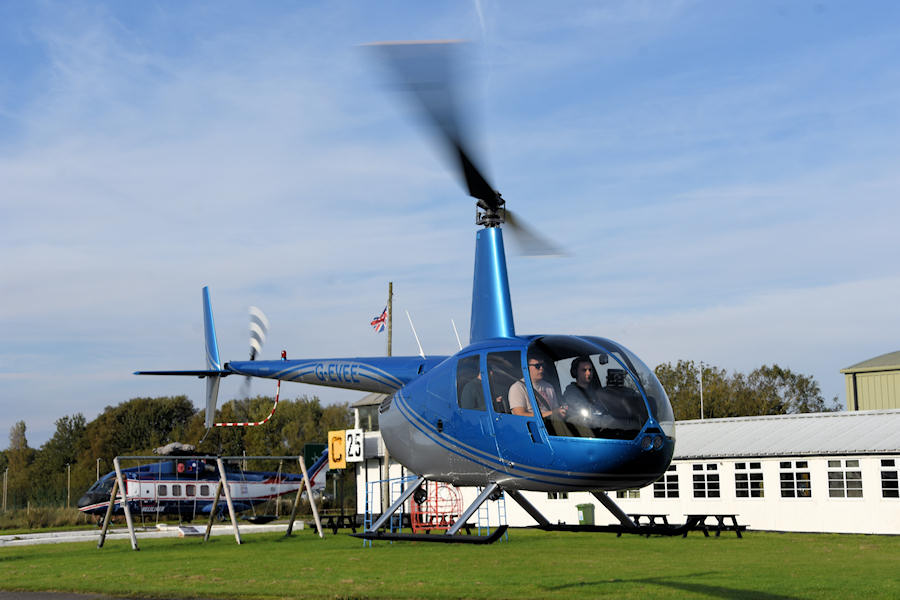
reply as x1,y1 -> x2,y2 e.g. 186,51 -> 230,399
576,503 -> 594,525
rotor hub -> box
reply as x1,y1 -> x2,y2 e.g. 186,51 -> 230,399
476,195 -> 505,228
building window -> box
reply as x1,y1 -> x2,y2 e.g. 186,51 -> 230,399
547,491 -> 569,499
735,462 -> 764,498
358,405 -> 380,431
654,465 -> 679,498
780,461 -> 811,498
157,484 -> 167,496
882,459 -> 898,498
616,489 -> 640,499
827,459 -> 862,498
692,463 -> 720,498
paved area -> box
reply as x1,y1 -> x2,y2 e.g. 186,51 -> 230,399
0,593 -> 142,600
0,521 -> 304,548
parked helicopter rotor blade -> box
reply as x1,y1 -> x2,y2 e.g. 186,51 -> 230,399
369,40 -> 502,211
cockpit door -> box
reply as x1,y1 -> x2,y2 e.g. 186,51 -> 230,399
448,353 -> 500,479
486,350 -> 554,472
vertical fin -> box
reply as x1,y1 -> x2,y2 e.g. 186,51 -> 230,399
202,286 -> 222,428
470,227 -> 515,342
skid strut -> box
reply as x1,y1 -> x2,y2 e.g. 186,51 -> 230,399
353,479 -> 507,544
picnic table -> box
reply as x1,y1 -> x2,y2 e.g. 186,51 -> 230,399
319,513 -> 361,534
683,514 -> 745,538
615,514 -> 670,537
628,513 -> 670,526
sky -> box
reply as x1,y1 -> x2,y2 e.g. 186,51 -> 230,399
2,0 -> 899,448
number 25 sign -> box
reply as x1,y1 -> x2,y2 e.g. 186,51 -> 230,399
328,428 -> 363,469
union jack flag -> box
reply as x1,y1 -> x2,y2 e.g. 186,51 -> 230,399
370,307 -> 387,333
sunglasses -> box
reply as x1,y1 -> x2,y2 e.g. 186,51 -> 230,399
528,363 -> 545,369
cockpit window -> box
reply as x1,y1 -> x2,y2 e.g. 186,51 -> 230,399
487,350 -> 522,414
527,337 -> 655,440
456,355 -> 486,411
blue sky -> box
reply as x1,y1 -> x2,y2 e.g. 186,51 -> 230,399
2,1 -> 899,448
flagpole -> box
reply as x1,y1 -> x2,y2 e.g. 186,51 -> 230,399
387,281 -> 393,357
382,281 -> 393,515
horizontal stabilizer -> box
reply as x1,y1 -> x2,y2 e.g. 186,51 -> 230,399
134,369 -> 228,377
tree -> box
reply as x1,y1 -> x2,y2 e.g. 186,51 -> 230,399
653,361 -> 840,419
6,421 -> 35,509
31,414 -> 88,506
743,365 -> 839,414
653,360 -> 731,420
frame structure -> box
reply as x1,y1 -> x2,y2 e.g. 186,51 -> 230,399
97,455 -> 324,551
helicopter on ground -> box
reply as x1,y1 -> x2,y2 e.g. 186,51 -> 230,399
77,449 -> 330,525
138,42 -> 676,543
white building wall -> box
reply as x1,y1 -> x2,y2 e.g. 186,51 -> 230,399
354,450 -> 900,534
589,457 -> 899,535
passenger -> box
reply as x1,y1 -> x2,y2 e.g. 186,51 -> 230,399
509,357 -> 567,419
459,371 -> 486,410
563,356 -> 603,406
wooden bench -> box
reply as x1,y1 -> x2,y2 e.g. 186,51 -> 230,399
683,514 -> 746,538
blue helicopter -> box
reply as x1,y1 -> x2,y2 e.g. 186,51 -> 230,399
138,42 -> 675,543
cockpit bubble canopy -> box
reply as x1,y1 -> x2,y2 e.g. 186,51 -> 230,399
527,336 -> 675,440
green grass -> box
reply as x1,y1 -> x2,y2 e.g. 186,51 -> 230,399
1,529 -> 898,599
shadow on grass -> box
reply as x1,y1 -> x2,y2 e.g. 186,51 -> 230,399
543,572 -> 801,600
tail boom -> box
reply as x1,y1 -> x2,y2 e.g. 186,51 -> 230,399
227,356 -> 447,394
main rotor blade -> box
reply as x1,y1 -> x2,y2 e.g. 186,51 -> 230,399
370,41 -> 501,210
505,209 -> 567,257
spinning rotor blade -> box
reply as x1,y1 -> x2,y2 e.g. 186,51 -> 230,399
371,41 -> 567,257
241,306 -> 270,399
505,209 -> 566,257
370,41 -> 501,211
248,306 -> 269,361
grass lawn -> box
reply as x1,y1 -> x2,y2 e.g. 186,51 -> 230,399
1,528 -> 898,599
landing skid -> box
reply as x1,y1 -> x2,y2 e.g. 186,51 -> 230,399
352,525 -> 508,545
533,523 -> 692,537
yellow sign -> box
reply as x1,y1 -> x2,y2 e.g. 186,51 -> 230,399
328,430 -> 346,469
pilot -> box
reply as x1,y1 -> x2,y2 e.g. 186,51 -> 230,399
563,356 -> 603,406
509,356 -> 567,419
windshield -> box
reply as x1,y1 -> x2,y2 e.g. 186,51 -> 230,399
527,336 -> 674,440
602,339 -> 675,437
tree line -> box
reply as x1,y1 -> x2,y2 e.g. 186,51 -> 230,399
1,360 -> 840,510
1,395 -> 352,511
653,361 -> 841,420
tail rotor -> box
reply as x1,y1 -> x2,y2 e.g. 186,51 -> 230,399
239,306 -> 270,399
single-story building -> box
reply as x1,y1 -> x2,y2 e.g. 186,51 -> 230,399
352,396 -> 899,535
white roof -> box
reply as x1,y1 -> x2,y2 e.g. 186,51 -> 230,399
673,409 -> 900,459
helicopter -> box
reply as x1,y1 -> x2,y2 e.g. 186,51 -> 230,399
138,41 -> 676,543
77,450 -> 329,525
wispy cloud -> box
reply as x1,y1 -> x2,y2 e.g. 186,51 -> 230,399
2,1 -> 899,445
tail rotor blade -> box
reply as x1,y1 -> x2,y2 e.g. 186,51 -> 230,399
248,306 -> 269,361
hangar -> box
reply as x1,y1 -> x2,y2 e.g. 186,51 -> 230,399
841,350 -> 900,411
352,394 -> 900,535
